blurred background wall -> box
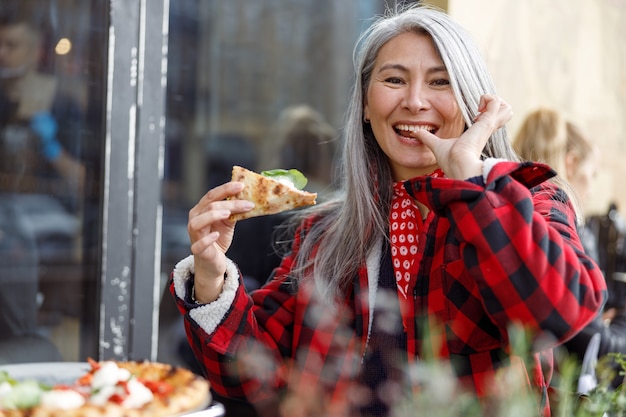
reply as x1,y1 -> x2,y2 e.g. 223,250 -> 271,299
448,0 -> 626,216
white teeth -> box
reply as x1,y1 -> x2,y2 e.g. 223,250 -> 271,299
395,124 -> 435,133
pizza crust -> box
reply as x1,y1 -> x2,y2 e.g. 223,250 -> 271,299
230,165 -> 317,221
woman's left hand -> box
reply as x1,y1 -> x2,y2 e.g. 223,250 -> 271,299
414,94 -> 513,180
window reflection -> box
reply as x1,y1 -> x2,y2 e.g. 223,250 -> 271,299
0,1 -> 105,363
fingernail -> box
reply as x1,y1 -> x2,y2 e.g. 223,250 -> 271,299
242,201 -> 255,209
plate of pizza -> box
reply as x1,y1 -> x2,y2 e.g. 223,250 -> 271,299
0,359 -> 222,417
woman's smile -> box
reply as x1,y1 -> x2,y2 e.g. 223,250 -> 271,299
395,123 -> 436,139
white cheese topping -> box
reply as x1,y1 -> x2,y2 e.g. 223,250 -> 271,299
87,361 -> 153,409
276,177 -> 296,189
91,361 -> 131,390
0,382 -> 11,398
89,385 -> 116,406
122,378 -> 153,408
40,390 -> 86,409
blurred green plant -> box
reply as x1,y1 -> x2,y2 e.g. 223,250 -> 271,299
576,353 -> 626,417
389,326 -> 626,417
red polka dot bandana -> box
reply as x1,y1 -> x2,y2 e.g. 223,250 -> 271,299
390,169 -> 444,301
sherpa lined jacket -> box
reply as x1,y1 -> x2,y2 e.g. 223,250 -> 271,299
171,160 -> 606,416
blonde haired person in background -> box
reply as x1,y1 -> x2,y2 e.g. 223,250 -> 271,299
513,108 -> 602,265
513,107 -> 598,224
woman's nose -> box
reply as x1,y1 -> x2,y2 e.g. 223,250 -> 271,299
403,84 -> 429,113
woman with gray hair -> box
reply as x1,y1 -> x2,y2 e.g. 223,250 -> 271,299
171,4 -> 605,416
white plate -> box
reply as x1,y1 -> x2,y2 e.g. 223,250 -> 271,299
0,362 -> 89,385
0,362 -> 224,416
178,402 -> 225,417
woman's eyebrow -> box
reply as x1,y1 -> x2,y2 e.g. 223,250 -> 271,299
377,63 -> 448,75
428,65 -> 448,74
378,63 -> 409,72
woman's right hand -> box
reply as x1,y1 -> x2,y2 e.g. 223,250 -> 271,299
414,94 -> 513,180
187,181 -> 255,303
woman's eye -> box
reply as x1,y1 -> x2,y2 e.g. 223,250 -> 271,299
384,77 -> 404,84
431,78 -> 450,87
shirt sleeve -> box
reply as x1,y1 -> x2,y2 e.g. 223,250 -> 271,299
412,160 -> 607,343
170,254 -> 241,335
168,223 -> 310,403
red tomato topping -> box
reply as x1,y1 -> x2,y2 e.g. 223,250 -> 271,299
76,373 -> 93,386
87,357 -> 100,371
109,393 -> 125,404
141,380 -> 174,397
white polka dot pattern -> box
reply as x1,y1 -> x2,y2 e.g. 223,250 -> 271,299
389,170 -> 443,301
390,182 -> 420,299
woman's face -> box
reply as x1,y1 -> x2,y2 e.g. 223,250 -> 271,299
364,31 -> 465,181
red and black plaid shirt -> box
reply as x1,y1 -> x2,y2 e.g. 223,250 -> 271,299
172,161 -> 606,416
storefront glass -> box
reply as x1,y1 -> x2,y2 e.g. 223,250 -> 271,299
0,0 -> 401,368
0,0 -> 107,362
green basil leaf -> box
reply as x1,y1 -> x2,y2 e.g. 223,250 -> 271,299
261,169 -> 308,190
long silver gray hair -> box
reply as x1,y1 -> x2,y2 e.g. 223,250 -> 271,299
284,4 -> 521,299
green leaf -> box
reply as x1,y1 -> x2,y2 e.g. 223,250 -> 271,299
0,380 -> 45,409
261,169 -> 308,190
0,371 -> 16,385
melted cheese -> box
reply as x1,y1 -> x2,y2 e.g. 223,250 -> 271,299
89,361 -> 153,409
41,390 -> 86,409
122,378 -> 153,408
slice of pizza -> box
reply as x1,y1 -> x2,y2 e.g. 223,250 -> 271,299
230,165 -> 317,221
